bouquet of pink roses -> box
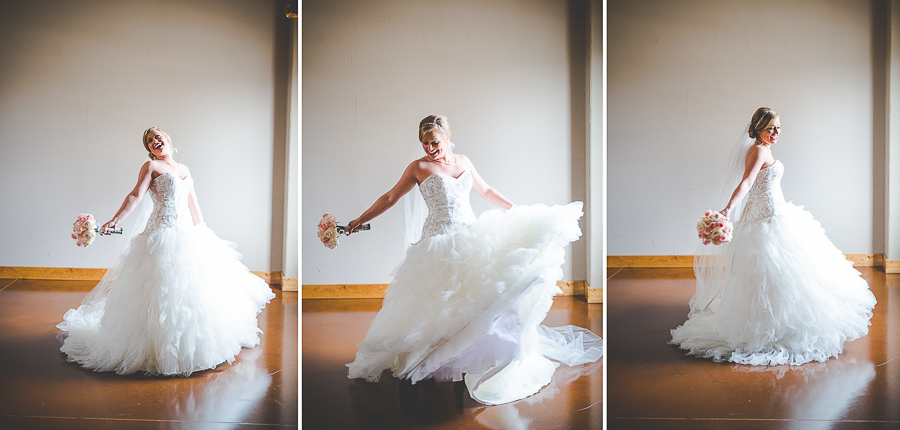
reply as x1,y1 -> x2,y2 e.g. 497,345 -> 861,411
697,210 -> 733,245
72,213 -> 122,248
317,213 -> 370,249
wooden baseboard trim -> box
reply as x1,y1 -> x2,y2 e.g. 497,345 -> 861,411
887,259 -> 900,274
0,266 -> 108,281
1,266 -> 283,285
845,254 -> 876,267
302,280 -> 599,300
282,277 -> 298,292
607,255 -> 693,268
608,254 -> 878,268
303,284 -> 388,299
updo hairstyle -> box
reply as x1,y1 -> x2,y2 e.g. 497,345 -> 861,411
418,115 -> 451,141
748,107 -> 779,141
142,127 -> 172,160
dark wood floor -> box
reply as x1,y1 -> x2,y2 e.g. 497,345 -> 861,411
607,267 -> 900,429
0,278 -> 298,429
302,296 -> 603,430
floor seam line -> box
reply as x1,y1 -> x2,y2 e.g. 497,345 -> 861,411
0,279 -> 17,292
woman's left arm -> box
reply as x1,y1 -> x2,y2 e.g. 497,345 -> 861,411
466,156 -> 515,209
188,187 -> 204,225
184,167 -> 204,225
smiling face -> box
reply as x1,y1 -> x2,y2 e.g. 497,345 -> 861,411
143,128 -> 172,159
421,130 -> 449,160
757,117 -> 781,146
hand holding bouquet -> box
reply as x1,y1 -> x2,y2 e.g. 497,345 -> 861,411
317,213 -> 370,249
72,213 -> 122,248
697,210 -> 733,245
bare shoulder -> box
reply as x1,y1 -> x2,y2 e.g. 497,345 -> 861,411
407,158 -> 427,173
143,160 -> 161,174
746,144 -> 767,160
454,153 -> 473,168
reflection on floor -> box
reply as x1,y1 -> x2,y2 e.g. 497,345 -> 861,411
0,278 -> 298,429
608,267 -> 900,429
302,296 -> 602,430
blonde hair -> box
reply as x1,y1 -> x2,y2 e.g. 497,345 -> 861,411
748,107 -> 779,141
418,115 -> 451,141
142,127 -> 172,160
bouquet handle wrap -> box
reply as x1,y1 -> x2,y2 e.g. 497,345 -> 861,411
337,224 -> 371,235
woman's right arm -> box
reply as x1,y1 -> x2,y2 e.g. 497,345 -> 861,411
347,162 -> 419,234
102,161 -> 155,233
721,146 -> 769,219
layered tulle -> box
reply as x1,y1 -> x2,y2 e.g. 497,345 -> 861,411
671,202 -> 876,366
346,202 -> 602,405
58,223 -> 275,376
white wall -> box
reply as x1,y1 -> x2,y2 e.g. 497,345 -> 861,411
588,0 -> 604,289
890,0 -> 900,262
302,0 -> 588,285
609,0 -> 877,255
0,0 -> 294,272
285,21 -> 300,280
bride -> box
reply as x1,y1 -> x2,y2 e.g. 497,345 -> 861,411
57,127 -> 275,376
345,115 -> 602,405
670,107 -> 877,366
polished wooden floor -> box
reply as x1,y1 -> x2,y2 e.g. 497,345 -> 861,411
0,278 -> 298,429
302,296 -> 603,429
608,267 -> 900,429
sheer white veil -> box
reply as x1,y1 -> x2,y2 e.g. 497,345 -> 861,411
403,146 -> 428,247
689,123 -> 754,318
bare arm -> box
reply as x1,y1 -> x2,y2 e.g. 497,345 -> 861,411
465,156 -> 514,209
347,162 -> 419,234
187,186 -> 204,225
102,161 -> 155,233
721,145 -> 771,219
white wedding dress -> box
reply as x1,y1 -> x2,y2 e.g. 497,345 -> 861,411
671,160 -> 876,365
57,171 -> 275,376
346,170 -> 603,405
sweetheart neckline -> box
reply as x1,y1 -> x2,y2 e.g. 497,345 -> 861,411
760,160 -> 780,171
421,169 -> 469,185
153,171 -> 190,182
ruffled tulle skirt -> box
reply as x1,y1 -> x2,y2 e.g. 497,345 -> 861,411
346,202 -> 603,405
671,203 -> 876,366
57,223 -> 275,376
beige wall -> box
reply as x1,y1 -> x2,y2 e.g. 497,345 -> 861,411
0,0 -> 295,272
609,0 -> 879,256
302,0 -> 592,285
588,0 -> 604,289
890,1 -> 900,262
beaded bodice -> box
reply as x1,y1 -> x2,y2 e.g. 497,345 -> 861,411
419,170 -> 477,239
143,172 -> 194,233
741,160 -> 785,225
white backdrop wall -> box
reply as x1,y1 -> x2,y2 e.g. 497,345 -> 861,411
609,0 -> 879,256
0,0 -> 295,272
302,0 -> 590,285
